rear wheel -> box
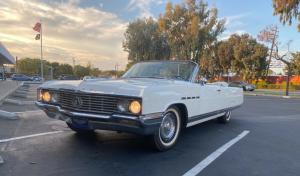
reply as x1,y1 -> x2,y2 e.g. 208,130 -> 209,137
218,111 -> 232,123
153,107 -> 181,151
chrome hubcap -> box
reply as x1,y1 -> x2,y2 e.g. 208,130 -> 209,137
160,112 -> 177,143
226,111 -> 231,121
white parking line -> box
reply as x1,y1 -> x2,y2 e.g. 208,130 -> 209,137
0,131 -> 63,143
14,110 -> 43,114
0,155 -> 4,164
183,130 -> 250,176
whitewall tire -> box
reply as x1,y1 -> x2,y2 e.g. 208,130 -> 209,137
218,111 -> 232,123
153,107 -> 181,151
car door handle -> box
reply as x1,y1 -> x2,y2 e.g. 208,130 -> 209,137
217,89 -> 221,92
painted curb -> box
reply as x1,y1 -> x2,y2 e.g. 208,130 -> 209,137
0,110 -> 19,120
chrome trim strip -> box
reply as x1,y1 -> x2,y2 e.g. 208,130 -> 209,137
141,112 -> 163,120
69,112 -> 110,119
186,112 -> 225,127
112,114 -> 139,120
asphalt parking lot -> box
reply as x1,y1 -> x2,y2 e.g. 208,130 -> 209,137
1,95 -> 300,176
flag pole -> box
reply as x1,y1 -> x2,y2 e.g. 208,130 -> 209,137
40,20 -> 43,79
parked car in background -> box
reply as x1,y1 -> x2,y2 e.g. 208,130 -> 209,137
58,75 -> 79,80
36,60 -> 243,151
31,75 -> 43,82
229,81 -> 255,91
83,76 -> 96,80
11,74 -> 33,81
208,81 -> 229,87
0,73 -> 5,80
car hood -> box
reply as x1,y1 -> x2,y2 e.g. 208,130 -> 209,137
40,78 -> 182,97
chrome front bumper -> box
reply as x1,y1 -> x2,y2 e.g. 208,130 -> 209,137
35,101 -> 163,135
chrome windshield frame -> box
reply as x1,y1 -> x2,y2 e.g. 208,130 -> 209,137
123,60 -> 199,83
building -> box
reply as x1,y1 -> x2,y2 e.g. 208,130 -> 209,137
269,58 -> 285,75
0,42 -> 15,79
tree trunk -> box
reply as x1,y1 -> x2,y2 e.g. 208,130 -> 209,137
286,66 -> 291,96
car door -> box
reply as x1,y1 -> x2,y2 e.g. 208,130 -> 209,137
186,83 -> 223,117
202,84 -> 224,112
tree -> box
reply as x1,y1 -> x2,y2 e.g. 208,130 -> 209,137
273,0 -> 300,31
216,41 -> 235,79
217,34 -> 268,81
158,0 -> 225,62
18,58 -> 51,76
291,52 -> 300,74
123,18 -> 170,63
74,65 -> 90,78
273,42 -> 293,96
232,34 -> 268,81
56,64 -> 73,77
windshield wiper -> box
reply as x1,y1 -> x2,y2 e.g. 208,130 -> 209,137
127,76 -> 166,79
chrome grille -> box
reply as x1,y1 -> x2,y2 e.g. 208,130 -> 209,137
58,91 -> 119,114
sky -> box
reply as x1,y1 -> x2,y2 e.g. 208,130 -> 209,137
0,0 -> 299,70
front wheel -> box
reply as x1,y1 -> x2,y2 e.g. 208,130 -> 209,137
153,107 -> 182,151
218,111 -> 232,123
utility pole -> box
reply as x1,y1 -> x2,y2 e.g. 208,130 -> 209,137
15,56 -> 18,73
72,57 -> 76,75
258,25 -> 279,77
115,63 -> 119,78
72,57 -> 75,68
40,20 -> 44,79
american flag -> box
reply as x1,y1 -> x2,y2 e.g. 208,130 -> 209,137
33,22 -> 41,33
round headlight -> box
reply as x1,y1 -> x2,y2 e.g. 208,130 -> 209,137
42,91 -> 51,102
129,100 -> 141,114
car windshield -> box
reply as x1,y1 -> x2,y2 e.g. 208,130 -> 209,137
122,61 -> 197,81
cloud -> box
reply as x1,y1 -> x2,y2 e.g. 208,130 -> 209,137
224,13 -> 251,28
220,12 -> 251,40
0,0 -> 128,70
219,30 -> 248,41
127,0 -> 164,18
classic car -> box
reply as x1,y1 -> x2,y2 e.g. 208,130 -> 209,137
36,60 -> 243,151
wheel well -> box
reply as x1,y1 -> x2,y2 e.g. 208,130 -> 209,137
169,103 -> 188,128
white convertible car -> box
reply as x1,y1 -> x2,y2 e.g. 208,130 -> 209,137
36,60 -> 243,151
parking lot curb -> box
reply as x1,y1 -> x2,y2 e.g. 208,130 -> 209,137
0,110 -> 19,120
244,93 -> 300,99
